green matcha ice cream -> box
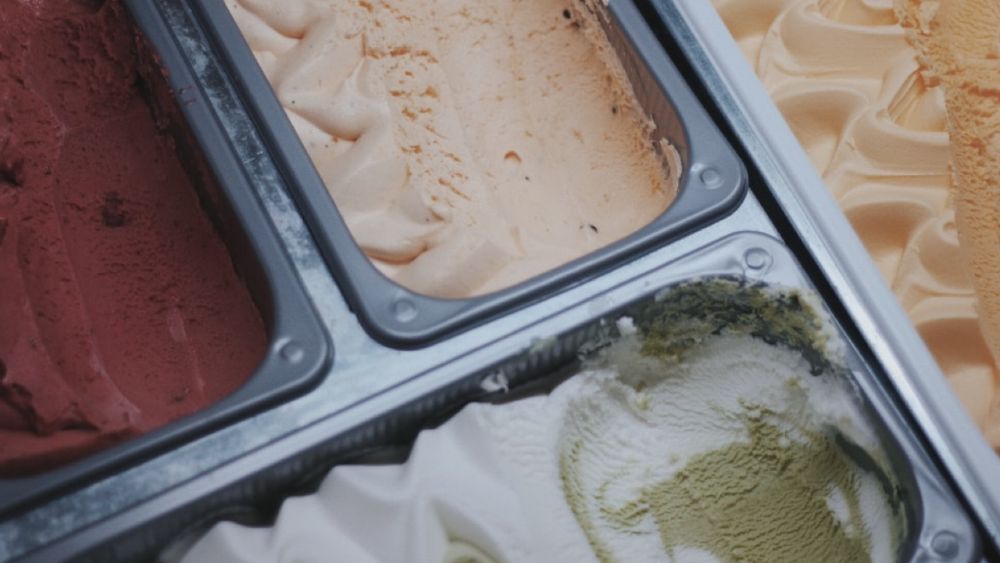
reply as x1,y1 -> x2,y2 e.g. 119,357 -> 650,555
559,279 -> 904,562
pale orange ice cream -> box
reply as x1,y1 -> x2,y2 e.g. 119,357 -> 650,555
897,0 -> 1000,448
714,0 -> 1000,449
226,0 -> 678,298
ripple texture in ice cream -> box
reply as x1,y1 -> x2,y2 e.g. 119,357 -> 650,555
0,0 -> 267,475
226,0 -> 678,298
713,0 -> 1000,449
176,281 -> 904,563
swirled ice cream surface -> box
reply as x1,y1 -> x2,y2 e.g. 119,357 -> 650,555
177,281 -> 904,563
713,0 -> 1000,448
226,0 -> 678,298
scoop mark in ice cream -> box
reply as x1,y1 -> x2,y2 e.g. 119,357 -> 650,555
227,0 -> 678,298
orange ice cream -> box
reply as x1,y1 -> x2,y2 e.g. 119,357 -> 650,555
226,0 -> 678,299
896,0 -> 1000,447
714,0 -> 1000,449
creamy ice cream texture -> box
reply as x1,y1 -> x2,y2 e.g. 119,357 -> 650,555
0,0 -> 267,475
713,0 -> 1000,449
176,280 -> 905,563
226,0 -> 678,298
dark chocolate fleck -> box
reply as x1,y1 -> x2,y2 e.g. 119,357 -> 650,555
0,160 -> 24,188
563,8 -> 572,19
101,191 -> 130,228
171,386 -> 192,403
73,0 -> 105,13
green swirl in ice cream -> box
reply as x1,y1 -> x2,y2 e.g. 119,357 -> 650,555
445,540 -> 500,563
559,280 -> 904,563
607,416 -> 875,562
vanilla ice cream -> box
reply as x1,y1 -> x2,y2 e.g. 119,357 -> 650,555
226,0 -> 678,298
174,280 -> 905,563
713,0 -> 1000,449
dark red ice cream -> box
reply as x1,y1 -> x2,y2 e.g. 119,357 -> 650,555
0,0 -> 267,476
